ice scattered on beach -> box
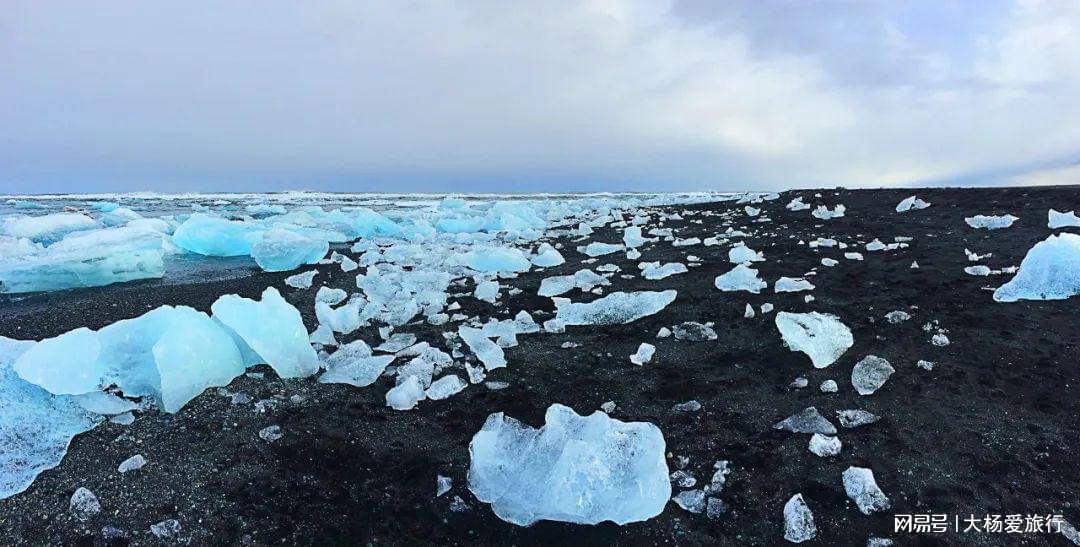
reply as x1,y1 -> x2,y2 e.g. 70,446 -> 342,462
775,312 -> 853,368
467,404 -> 670,526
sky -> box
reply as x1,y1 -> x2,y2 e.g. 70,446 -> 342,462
2,0 -> 1080,194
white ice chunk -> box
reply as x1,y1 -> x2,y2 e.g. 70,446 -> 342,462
630,343 -> 656,365
577,242 -> 623,257
468,404 -> 670,526
851,355 -> 894,395
386,375 -> 426,410
775,312 -> 853,368
1049,209 -> 1080,229
319,341 -> 394,387
714,264 -> 767,293
284,270 -> 317,289
553,290 -> 677,326
783,493 -> 817,543
994,233 -> 1080,302
212,287 -> 320,378
965,214 -> 1017,230
775,277 -> 815,293
464,247 -> 531,273
459,326 -> 506,370
842,466 -> 891,515
623,226 -> 646,248
808,434 -> 841,457
895,195 -> 930,212
426,374 -> 467,400
531,243 -> 565,267
315,286 -> 348,306
728,244 -> 764,264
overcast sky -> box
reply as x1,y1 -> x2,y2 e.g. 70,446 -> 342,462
3,0 -> 1079,194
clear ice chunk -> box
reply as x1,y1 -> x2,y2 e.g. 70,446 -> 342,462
774,312 -> 853,368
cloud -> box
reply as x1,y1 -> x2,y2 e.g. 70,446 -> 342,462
1,0 -> 1079,192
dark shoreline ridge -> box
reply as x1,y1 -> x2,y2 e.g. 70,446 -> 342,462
1,186 -> 1077,545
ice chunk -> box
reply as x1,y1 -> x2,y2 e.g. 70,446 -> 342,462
0,227 -> 166,294
673,400 -> 701,412
315,286 -> 348,305
931,333 -> 950,346
386,375 -> 426,410
812,204 -> 845,219
1,213 -> 100,244
531,243 -> 565,267
884,310 -> 910,324
259,425 -> 283,441
775,277 -> 815,293
459,326 -> 506,370
630,343 -> 655,365
821,258 -> 838,267
787,197 -> 810,211
251,229 -> 328,272
70,487 -> 102,521
994,233 -> 1080,302
73,391 -> 138,415
318,341 -> 394,387
714,264 -> 767,293
315,299 -> 362,334
467,404 -> 670,526
783,493 -> 817,543
172,214 -> 262,256
837,409 -> 880,428
773,407 -> 836,435
577,242 -> 623,257
1,337 -> 101,500
820,380 -> 838,393
965,214 -> 1017,230
14,327 -> 105,395
553,290 -> 677,326
673,322 -> 717,341
426,375 -> 467,400
744,304 -> 755,318
150,519 -> 182,538
964,265 -> 991,276
284,270 -> 317,289
463,247 -> 531,273
641,262 -> 687,280
842,466 -> 891,515
212,287 -> 320,378
149,308 -> 247,412
775,312 -> 853,368
118,454 -> 147,473
474,279 -> 500,303
895,195 -> 930,212
623,226 -> 646,248
728,244 -> 764,263
1049,209 -> 1080,229
673,489 -> 706,513
808,434 -> 841,457
851,355 -> 894,395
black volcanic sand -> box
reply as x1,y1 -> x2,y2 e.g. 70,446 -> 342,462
0,186 -> 1077,546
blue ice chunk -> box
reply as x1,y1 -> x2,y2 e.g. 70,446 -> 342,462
1,336 -> 101,500
553,290 -> 677,326
995,233 -> 1080,302
14,328 -> 105,395
468,404 -> 670,526
463,247 -> 531,273
0,213 -> 101,245
211,287 -> 320,378
11,200 -> 45,210
171,214 -> 263,257
150,307 -> 246,412
250,229 -> 328,272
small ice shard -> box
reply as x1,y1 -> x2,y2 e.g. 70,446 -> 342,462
553,290 -> 677,326
774,312 -> 853,368
600,401 -> 616,413
150,519 -> 182,538
761,303 -> 774,314
375,332 -> 417,353
630,343 -> 656,365
704,460 -> 729,495
774,407 -> 836,435
965,214 -> 1017,230
110,412 -> 135,425
931,333 -> 950,346
842,466 -> 891,515
775,277 -> 815,293
865,239 -> 887,251
450,495 -> 469,512
884,310 -> 910,324
670,470 -> 695,488
319,341 -> 395,387
812,204 -> 845,219
965,265 -> 991,276
426,375 -> 467,400
259,425 -> 283,441
386,375 -> 426,410
672,322 -> 717,342
467,404 -> 670,526
284,270 -> 317,289
72,391 -> 138,416
851,355 -> 894,395
994,233 -> 1080,302
118,454 -> 147,473
745,205 -> 761,217
787,197 -> 810,211
70,487 -> 101,521
673,400 -> 701,412
623,226 -> 646,248
212,287 -> 320,378
1049,209 -> 1080,229
672,489 -> 706,513
714,264 -> 767,293
641,262 -> 687,280
821,258 -> 838,267
474,279 -> 500,303
436,475 -> 453,497
789,377 -> 808,389
576,242 -> 623,257
657,327 -> 671,338
845,252 -> 864,260
706,497 -> 727,520
531,243 -> 565,267
728,244 -> 764,264
910,260 -> 919,269
315,299 -> 362,334
459,327 -> 506,370
895,195 -> 930,212
820,380 -> 838,393
251,229 -> 328,272
744,304 -> 755,318
808,434 -> 841,457
463,247 -> 531,273
916,360 -> 935,371
783,493 -> 817,543
837,409 -> 880,429
315,286 -> 348,305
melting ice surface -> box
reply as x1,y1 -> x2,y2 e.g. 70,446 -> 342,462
468,404 -> 670,526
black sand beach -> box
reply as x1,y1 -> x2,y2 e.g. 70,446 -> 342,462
1,186 -> 1077,546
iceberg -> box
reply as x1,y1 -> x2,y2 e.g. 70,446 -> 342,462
211,287 -> 320,378
775,312 -> 853,368
965,214 -> 1017,230
1,337 -> 101,500
553,290 -> 677,326
714,264 -> 767,293
994,233 -> 1080,302
250,229 -> 328,272
171,214 -> 263,257
468,404 -> 670,526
